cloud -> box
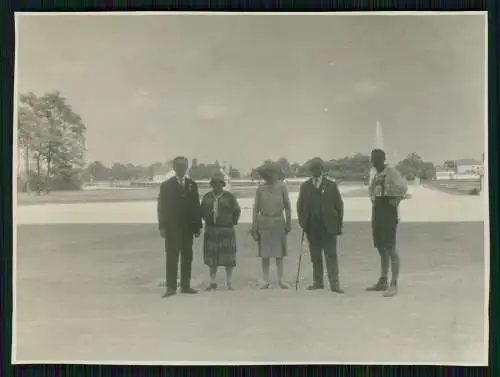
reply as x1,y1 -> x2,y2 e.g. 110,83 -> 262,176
329,81 -> 379,107
353,80 -> 379,95
196,103 -> 228,120
44,62 -> 84,74
130,89 -> 152,108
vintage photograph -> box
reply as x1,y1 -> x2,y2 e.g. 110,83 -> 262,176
13,12 -> 487,364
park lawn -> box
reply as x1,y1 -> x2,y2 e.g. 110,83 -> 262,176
14,221 -> 486,364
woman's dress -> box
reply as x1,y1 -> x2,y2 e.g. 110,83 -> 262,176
201,190 -> 241,267
251,181 -> 292,258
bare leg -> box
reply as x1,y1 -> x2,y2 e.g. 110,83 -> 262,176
380,248 -> 390,281
209,265 -> 217,284
389,246 -> 400,283
261,258 -> 270,288
366,247 -> 390,291
276,257 -> 288,289
205,265 -> 218,291
384,246 -> 400,297
225,267 -> 234,290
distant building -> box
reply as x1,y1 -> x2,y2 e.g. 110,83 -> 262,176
435,170 -> 455,180
455,158 -> 482,175
152,170 -> 176,183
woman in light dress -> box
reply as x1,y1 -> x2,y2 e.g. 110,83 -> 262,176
201,172 -> 241,291
250,164 -> 292,289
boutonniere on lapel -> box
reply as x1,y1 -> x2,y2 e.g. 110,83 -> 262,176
320,183 -> 326,196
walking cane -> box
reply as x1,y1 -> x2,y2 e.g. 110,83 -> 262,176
295,230 -> 305,291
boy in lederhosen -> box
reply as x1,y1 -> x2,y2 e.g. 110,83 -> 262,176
367,149 -> 408,297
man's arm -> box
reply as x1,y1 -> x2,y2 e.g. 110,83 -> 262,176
296,183 -> 305,229
157,181 -> 169,233
191,181 -> 203,234
331,181 -> 344,233
387,167 -> 408,198
250,187 -> 261,240
232,193 -> 241,225
282,183 -> 292,233
368,172 -> 376,201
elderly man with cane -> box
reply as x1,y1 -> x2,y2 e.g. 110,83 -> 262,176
296,158 -> 345,293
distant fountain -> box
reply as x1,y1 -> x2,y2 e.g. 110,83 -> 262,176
221,161 -> 232,192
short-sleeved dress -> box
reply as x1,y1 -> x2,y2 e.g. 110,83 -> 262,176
201,190 -> 241,267
251,181 -> 292,258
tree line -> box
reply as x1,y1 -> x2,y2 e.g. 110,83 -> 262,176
249,153 -> 437,182
83,152 -> 437,184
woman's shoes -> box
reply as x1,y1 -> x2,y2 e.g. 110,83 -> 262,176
279,282 -> 290,289
259,283 -> 289,290
206,283 -> 236,291
205,283 -> 218,291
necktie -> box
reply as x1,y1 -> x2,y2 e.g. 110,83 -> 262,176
212,191 -> 224,223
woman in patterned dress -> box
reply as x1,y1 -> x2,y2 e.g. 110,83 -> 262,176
201,172 -> 241,291
251,164 -> 292,289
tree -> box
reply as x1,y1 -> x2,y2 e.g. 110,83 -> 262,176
109,163 -> 132,181
443,160 -> 457,171
38,91 -> 86,192
326,154 -> 371,181
86,161 -> 110,181
229,167 -> 241,179
18,92 -> 50,193
396,153 -> 435,181
147,162 -> 163,181
17,92 -> 40,192
17,91 -> 87,193
276,157 -> 292,177
418,161 -> 436,180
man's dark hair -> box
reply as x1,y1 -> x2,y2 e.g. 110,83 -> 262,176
371,149 -> 386,160
173,156 -> 188,164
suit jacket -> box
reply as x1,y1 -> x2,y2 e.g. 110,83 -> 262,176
296,177 -> 344,235
157,176 -> 202,237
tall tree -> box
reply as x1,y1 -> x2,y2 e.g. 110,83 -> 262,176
17,91 -> 86,193
38,91 -> 86,191
17,92 -> 50,193
17,92 -> 40,192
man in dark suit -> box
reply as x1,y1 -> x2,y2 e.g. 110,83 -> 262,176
297,157 -> 344,293
157,156 -> 202,298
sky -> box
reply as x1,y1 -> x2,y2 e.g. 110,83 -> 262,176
16,13 -> 486,172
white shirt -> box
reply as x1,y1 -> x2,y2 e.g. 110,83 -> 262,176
313,176 -> 323,189
176,176 -> 186,186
